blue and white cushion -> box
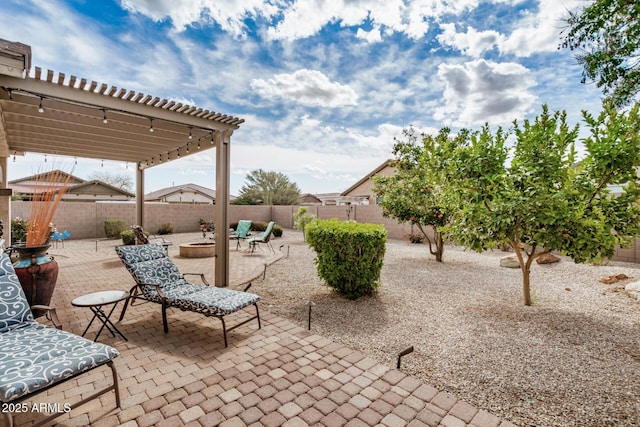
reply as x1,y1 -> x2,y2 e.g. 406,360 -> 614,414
0,253 -> 120,403
0,254 -> 34,334
115,243 -> 260,315
0,323 -> 119,402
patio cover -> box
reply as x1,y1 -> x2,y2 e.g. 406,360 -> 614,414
0,39 -> 241,287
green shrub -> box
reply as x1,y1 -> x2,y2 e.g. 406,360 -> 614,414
306,219 -> 387,300
104,219 -> 128,239
120,229 -> 136,245
251,221 -> 268,232
157,223 -> 173,235
293,207 -> 316,241
273,225 -> 283,237
11,217 -> 28,243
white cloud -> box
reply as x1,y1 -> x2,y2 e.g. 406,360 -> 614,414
435,1 -> 583,58
250,69 -> 359,107
496,0 -> 582,57
119,0 -> 280,37
356,27 -> 383,44
119,0 -> 483,41
437,23 -> 503,57
434,59 -> 537,126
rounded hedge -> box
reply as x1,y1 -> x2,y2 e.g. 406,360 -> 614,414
306,219 -> 387,300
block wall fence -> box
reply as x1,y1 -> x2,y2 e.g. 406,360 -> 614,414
10,201 -> 639,263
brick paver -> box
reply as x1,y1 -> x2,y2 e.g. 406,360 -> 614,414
10,232 -> 514,426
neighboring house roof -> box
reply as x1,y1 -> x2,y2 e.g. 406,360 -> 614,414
341,159 -> 393,196
7,169 -> 86,194
8,171 -> 135,200
145,183 -> 221,202
300,193 -> 322,204
65,180 -> 135,198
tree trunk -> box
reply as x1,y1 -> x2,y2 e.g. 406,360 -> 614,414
434,232 -> 444,262
521,265 -> 532,306
511,240 -> 533,306
418,224 -> 445,262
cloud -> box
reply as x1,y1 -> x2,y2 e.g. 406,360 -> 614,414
119,0 -> 482,41
434,59 -> 537,126
119,0 -> 280,37
437,23 -> 503,57
435,0 -> 582,58
250,69 -> 359,107
496,0 -> 582,57
356,27 -> 383,44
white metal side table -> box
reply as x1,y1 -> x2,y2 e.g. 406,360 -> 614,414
72,290 -> 129,342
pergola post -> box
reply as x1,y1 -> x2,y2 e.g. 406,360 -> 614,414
214,130 -> 231,287
0,156 -> 10,243
136,166 -> 144,227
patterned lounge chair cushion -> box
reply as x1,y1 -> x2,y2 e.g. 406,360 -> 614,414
116,243 -> 191,298
0,323 -> 119,402
169,286 -> 260,317
115,243 -> 261,315
0,256 -> 34,333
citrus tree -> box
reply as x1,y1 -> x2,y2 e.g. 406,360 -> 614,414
561,0 -> 640,107
373,127 -> 456,262
443,104 -> 640,305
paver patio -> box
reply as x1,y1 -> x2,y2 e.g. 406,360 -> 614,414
10,233 -> 516,427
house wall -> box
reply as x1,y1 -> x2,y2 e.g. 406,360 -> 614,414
9,200 -> 639,263
342,164 -> 396,205
160,191 -> 214,204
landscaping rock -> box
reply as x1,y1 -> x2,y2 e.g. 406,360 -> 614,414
599,273 -> 629,284
537,253 -> 560,264
500,256 -> 520,268
625,281 -> 640,301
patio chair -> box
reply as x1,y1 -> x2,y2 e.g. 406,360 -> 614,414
0,253 -> 120,427
131,225 -> 172,253
229,220 -> 252,250
247,221 -> 276,254
115,242 -> 261,347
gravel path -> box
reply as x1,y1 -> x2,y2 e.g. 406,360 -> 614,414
254,231 -> 640,427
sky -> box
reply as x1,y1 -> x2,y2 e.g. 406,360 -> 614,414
0,0 -> 605,196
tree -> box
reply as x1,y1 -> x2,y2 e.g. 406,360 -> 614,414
561,0 -> 640,107
372,128 -> 455,262
442,104 -> 640,306
293,207 -> 316,241
89,171 -> 133,192
234,169 -> 301,205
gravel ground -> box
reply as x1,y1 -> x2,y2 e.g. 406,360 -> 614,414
254,231 -> 640,427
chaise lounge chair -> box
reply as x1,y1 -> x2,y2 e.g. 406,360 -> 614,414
0,253 -> 120,427
247,221 -> 276,254
115,242 -> 261,347
229,220 -> 252,250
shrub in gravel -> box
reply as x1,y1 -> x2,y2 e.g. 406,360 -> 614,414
306,219 -> 387,299
104,219 -> 128,238
120,229 -> 135,245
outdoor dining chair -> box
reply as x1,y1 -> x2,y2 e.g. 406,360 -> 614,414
229,220 -> 252,250
247,221 -> 276,254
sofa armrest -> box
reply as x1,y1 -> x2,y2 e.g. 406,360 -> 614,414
30,305 -> 62,329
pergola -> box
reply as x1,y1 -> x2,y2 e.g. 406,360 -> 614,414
0,39 -> 242,287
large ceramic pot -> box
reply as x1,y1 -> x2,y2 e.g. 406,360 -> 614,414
13,243 -> 59,318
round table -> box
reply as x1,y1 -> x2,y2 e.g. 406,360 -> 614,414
72,290 -> 130,342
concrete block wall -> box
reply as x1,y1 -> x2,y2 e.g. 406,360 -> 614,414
10,201 -> 638,263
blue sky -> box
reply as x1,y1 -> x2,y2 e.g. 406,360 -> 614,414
0,0 -> 604,196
